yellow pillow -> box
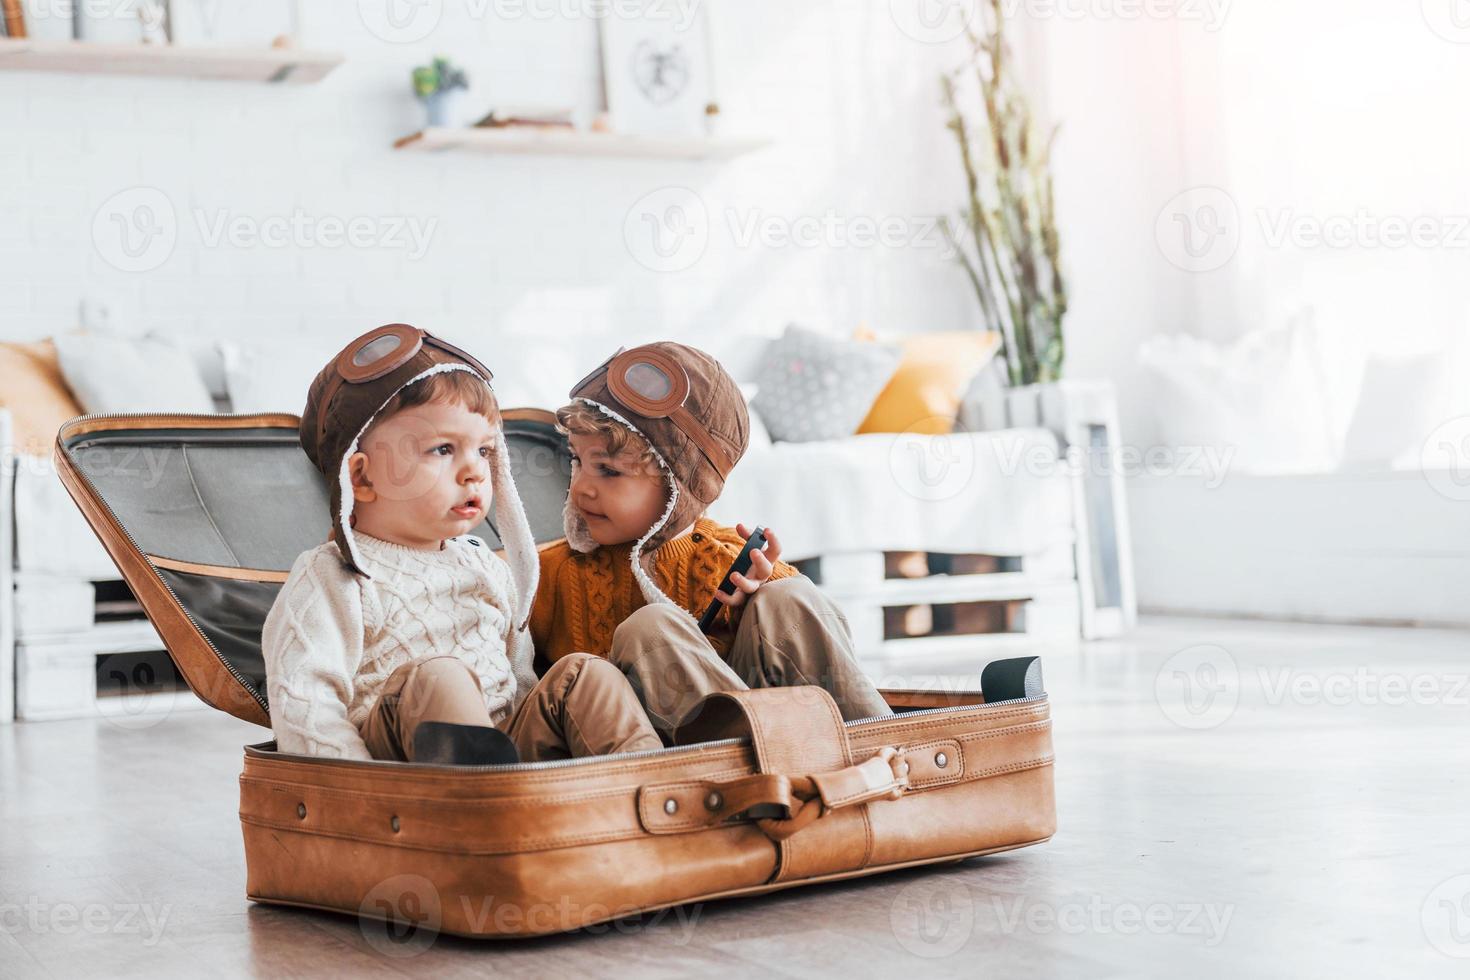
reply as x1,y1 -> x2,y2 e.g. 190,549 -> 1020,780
856,330 -> 1001,435
0,339 -> 86,456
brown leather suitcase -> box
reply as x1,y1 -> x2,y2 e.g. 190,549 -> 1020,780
54,410 -> 1056,939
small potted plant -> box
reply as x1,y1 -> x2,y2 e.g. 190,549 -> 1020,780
412,57 -> 470,128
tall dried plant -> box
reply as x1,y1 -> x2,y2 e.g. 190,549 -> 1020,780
941,0 -> 1067,387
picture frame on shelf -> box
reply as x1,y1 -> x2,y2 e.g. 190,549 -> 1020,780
166,0 -> 300,46
599,1 -> 713,138
131,0 -> 168,44
73,0 -> 144,43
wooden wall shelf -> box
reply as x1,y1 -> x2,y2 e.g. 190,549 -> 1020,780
393,126 -> 769,161
0,38 -> 342,84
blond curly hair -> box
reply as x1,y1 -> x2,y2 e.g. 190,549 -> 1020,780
555,401 -> 662,475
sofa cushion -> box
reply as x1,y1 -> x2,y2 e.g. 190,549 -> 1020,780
857,330 -> 1001,435
1136,315 -> 1343,473
0,339 -> 86,456
218,338 -> 341,416
711,427 -> 1071,563
55,331 -> 215,415
220,332 -> 577,416
750,324 -> 900,443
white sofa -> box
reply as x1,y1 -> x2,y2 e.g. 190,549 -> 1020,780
1129,468 -> 1470,627
0,337 -> 235,723
711,426 -> 1083,658
1,333 -> 1124,722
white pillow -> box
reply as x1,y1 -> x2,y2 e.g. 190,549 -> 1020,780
220,333 -> 575,417
218,339 -> 341,416
55,332 -> 215,415
475,338 -> 586,412
1137,314 -> 1339,474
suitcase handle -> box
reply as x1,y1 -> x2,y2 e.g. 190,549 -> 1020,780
756,745 -> 910,841
639,746 -> 910,841
658,687 -> 912,840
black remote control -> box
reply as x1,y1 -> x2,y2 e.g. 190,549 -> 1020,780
699,526 -> 767,632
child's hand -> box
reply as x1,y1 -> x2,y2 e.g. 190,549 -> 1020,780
714,524 -> 784,616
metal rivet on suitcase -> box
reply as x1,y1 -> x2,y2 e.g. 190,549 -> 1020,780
297,803 -> 307,819
705,792 -> 723,811
664,798 -> 679,815
390,816 -> 400,833
934,752 -> 948,769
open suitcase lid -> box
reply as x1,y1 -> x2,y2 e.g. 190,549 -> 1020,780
53,409 -> 572,730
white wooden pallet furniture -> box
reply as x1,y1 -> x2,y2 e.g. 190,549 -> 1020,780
13,574 -> 98,635
4,479 -> 205,722
710,421 -> 1097,661
807,541 -> 1081,663
0,411 -> 14,724
15,618 -> 207,724
1039,381 -> 1137,639
961,378 -> 1138,640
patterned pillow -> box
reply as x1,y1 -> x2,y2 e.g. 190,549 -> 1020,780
750,325 -> 901,443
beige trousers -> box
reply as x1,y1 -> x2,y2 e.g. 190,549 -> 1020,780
605,576 -> 893,734
358,652 -> 663,763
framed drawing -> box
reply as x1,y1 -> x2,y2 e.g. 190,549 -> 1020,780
166,0 -> 301,46
599,2 -> 713,138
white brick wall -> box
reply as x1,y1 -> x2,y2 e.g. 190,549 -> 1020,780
0,0 -> 983,366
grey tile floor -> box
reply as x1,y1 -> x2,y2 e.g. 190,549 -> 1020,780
2,614 -> 1467,978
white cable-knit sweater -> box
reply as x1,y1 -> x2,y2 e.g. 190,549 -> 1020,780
262,531 -> 537,761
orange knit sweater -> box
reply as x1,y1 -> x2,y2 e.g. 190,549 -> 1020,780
531,517 -> 800,663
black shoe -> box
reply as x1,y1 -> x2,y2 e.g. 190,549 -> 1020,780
410,722 -> 520,766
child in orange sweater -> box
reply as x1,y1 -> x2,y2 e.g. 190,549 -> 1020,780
530,342 -> 892,734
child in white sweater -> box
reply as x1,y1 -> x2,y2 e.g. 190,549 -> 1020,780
262,324 -> 661,765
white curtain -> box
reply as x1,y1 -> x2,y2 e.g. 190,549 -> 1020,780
1043,0 -> 1470,470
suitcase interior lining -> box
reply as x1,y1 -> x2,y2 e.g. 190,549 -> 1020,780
156,567 -> 278,691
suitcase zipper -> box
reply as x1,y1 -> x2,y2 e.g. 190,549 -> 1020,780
841,694 -> 1040,727
254,696 -> 1050,772
426,736 -> 751,771
416,696 -> 1048,772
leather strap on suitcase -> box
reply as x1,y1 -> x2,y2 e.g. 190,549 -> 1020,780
652,688 -> 939,883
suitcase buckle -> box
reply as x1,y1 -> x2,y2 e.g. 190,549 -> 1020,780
812,746 -> 911,808
756,746 -> 911,841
